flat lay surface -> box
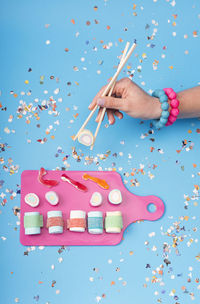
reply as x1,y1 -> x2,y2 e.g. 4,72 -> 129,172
1,0 -> 200,303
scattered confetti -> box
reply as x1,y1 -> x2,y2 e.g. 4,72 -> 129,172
1,1 -> 200,303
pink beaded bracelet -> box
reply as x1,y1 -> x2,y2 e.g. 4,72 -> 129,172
163,88 -> 180,126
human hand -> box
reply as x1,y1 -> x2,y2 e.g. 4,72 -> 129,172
88,78 -> 162,124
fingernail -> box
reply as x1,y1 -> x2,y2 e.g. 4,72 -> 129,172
97,98 -> 104,107
109,119 -> 112,125
88,104 -> 92,109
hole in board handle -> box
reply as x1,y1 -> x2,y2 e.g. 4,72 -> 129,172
147,203 -> 157,213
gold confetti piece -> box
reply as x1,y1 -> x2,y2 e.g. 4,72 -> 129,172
71,19 -> 75,24
24,80 -> 29,84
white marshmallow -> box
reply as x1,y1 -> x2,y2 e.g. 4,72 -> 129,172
105,211 -> 123,233
25,193 -> 40,207
78,129 -> 94,146
90,192 -> 103,207
88,211 -> 103,234
45,191 -> 59,206
69,210 -> 86,232
108,189 -> 122,205
47,210 -> 63,234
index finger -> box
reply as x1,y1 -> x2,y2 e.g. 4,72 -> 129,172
88,85 -> 107,110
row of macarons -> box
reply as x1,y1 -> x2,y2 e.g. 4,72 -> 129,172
24,189 -> 123,208
24,210 -> 123,235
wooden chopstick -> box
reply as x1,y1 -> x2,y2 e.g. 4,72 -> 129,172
90,41 -> 130,150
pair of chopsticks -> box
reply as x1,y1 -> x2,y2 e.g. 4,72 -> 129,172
73,41 -> 137,150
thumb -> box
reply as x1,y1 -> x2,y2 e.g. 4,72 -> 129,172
97,96 -> 127,111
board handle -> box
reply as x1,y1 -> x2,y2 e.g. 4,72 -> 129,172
137,195 -> 165,221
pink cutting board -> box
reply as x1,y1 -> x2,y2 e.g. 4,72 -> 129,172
20,170 -> 165,246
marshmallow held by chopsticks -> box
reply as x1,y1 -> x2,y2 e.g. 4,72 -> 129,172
78,129 -> 94,146
73,41 -> 136,150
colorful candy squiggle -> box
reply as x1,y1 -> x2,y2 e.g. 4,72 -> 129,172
38,168 -> 59,187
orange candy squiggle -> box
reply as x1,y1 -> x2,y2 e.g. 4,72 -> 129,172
82,173 -> 109,189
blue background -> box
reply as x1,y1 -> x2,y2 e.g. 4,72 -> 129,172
1,0 -> 200,303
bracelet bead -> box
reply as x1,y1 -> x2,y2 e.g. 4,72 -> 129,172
170,99 -> 179,108
161,102 -> 169,111
164,88 -> 176,99
169,115 -> 177,123
161,110 -> 170,119
160,94 -> 168,103
166,122 -> 172,126
152,89 -> 163,98
171,108 -> 179,116
160,117 -> 168,124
